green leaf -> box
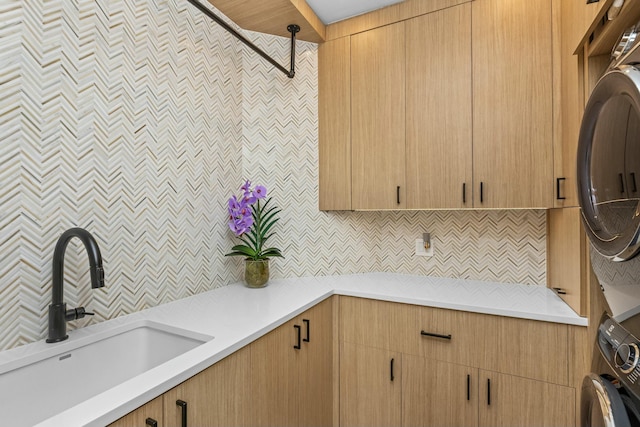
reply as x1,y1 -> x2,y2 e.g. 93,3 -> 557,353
260,209 -> 281,228
240,233 -> 257,250
258,198 -> 272,216
262,232 -> 276,244
230,245 -> 257,257
225,251 -> 251,258
261,248 -> 284,258
260,217 -> 280,241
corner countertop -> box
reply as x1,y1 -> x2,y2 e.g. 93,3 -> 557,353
0,273 -> 586,426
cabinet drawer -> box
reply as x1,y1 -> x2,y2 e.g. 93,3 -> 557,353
479,315 -> 569,386
415,306 -> 484,368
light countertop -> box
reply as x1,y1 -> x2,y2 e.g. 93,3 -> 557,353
0,273 -> 586,426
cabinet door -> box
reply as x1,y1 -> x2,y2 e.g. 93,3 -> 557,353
547,207 -> 588,315
351,21 -> 406,209
340,342 -> 402,427
403,355 -> 477,427
108,396 -> 163,427
472,0 -> 553,208
163,345 -> 251,427
298,299 -> 334,427
479,370 -> 574,427
250,318 -> 300,426
319,36 -> 351,210
406,3 -> 472,209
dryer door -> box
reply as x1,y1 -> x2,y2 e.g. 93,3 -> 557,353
577,64 -> 640,261
582,374 -> 631,427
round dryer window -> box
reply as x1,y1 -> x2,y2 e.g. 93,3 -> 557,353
577,64 -> 640,261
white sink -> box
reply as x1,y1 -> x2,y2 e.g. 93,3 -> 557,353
0,320 -> 213,427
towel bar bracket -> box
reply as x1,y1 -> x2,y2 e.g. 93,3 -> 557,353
186,0 -> 300,79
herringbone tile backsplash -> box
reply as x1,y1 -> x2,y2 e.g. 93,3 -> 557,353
0,0 -> 546,351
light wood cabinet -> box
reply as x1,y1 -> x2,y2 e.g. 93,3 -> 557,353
318,36 -> 351,211
340,342 -> 402,427
471,0 -> 554,208
109,396 -> 164,427
547,207 -> 589,315
478,370 -> 575,427
319,0 -> 559,210
339,296 -> 576,426
402,355 -> 477,427
109,349 -> 251,427
163,345 -> 252,426
340,296 -> 418,354
111,299 -> 333,427
298,299 -> 334,427
351,21 -> 406,209
250,317 -> 298,426
251,298 -> 334,426
405,3 -> 472,209
112,296 -> 578,427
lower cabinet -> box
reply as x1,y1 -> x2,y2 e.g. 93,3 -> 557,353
109,396 -> 164,427
163,345 -> 252,426
340,342 -> 402,426
109,298 -> 334,427
478,370 -> 575,427
110,296 -> 577,427
340,296 -> 578,427
109,346 -> 251,427
250,298 -> 334,426
402,355 -> 477,427
342,346 -> 575,427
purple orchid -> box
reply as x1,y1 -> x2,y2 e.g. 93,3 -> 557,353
253,185 -> 267,200
225,181 -> 283,261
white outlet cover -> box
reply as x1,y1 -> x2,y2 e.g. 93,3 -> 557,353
415,239 -> 434,257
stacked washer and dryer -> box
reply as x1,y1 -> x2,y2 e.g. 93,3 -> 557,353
579,21 -> 640,427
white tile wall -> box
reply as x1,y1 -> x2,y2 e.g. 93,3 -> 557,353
0,1 -> 546,352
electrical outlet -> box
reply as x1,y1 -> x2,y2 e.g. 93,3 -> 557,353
415,238 -> 434,257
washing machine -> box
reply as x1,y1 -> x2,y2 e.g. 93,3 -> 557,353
583,313 -> 640,426
578,21 -> 640,427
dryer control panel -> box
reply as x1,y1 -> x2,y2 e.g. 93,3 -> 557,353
599,313 -> 640,398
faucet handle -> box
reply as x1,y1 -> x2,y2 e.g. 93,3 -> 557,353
65,306 -> 95,321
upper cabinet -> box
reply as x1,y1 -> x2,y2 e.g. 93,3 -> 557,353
318,37 -> 352,210
471,0 -> 553,208
406,4 -> 473,209
351,22 -> 407,210
319,0 -> 557,210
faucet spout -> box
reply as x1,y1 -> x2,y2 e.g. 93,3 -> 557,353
47,228 -> 104,343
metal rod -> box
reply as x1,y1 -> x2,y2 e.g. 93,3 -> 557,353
185,0 -> 299,78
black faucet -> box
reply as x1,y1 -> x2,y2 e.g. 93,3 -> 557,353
46,227 -> 105,343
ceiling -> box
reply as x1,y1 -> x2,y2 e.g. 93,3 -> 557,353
305,0 -> 405,25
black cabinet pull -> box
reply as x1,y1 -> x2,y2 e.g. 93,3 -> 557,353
487,379 -> 491,406
467,374 -> 470,401
390,358 -> 395,382
146,418 -> 158,427
480,182 -> 484,203
553,287 -> 567,295
420,330 -> 452,340
462,183 -> 466,204
293,324 -> 301,349
176,399 -> 188,427
620,173 -> 626,194
397,186 -> 400,204
303,319 -> 310,342
632,173 -> 638,193
556,177 -> 566,200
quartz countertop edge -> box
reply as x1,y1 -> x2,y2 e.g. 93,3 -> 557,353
5,272 -> 586,427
